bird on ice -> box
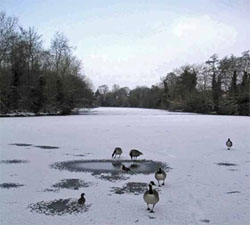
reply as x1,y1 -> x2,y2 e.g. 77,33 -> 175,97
121,164 -> 132,172
129,149 -> 143,160
143,181 -> 159,213
155,167 -> 167,186
226,138 -> 233,150
112,147 -> 123,158
78,193 -> 86,205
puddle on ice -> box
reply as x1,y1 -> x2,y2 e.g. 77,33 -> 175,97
9,143 -> 59,149
65,153 -> 87,157
51,159 -> 167,175
226,191 -> 240,194
44,179 -> 92,192
10,143 -> 32,147
200,219 -> 210,223
97,174 -> 129,182
34,145 -> 59,149
28,198 -> 90,216
0,159 -> 29,164
111,182 -> 148,195
215,162 -> 238,166
0,183 -> 24,189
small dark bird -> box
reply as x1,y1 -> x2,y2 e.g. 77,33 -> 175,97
78,193 -> 86,205
129,149 -> 143,160
122,164 -> 131,172
143,181 -> 159,213
155,168 -> 167,186
112,147 -> 123,158
226,138 -> 233,150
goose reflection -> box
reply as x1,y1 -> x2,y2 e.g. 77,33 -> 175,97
130,163 -> 140,169
112,161 -> 122,168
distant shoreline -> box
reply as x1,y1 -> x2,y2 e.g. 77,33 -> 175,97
0,107 -> 248,118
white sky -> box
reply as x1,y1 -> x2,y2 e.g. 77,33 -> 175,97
1,0 -> 249,89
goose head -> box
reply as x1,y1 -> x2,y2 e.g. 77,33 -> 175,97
149,181 -> 156,186
80,193 -> 85,198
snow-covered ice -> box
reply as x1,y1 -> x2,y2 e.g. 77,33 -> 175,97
0,107 -> 249,225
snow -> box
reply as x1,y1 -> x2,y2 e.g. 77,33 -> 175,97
0,107 -> 249,225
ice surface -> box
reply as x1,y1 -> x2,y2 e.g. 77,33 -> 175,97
0,107 -> 249,225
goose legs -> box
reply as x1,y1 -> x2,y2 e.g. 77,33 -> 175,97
150,204 -> 156,213
146,204 -> 156,213
157,180 -> 166,186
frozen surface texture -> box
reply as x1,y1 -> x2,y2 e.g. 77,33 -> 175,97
0,107 -> 249,225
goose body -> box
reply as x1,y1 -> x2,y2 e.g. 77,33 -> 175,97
155,168 -> 167,186
78,193 -> 85,205
129,149 -> 143,160
112,147 -> 123,158
226,138 -> 233,150
143,181 -> 159,213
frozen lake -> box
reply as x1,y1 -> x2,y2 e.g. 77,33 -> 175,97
0,107 -> 249,225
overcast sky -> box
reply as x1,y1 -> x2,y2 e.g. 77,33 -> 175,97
1,0 -> 249,89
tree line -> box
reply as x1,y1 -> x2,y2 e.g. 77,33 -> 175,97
1,11 -> 249,116
0,12 -> 94,115
95,53 -> 250,116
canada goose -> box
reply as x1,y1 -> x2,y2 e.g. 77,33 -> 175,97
129,149 -> 143,160
143,181 -> 159,213
121,164 -> 131,172
226,138 -> 233,150
112,147 -> 123,158
78,193 -> 85,205
155,168 -> 167,186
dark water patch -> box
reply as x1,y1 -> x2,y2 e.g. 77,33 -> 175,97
10,174 -> 18,177
28,198 -> 90,216
65,153 -> 87,157
0,183 -> 24,189
226,191 -> 240,194
200,219 -> 210,223
228,169 -> 238,171
148,216 -> 156,219
0,159 -> 29,164
10,143 -> 32,147
51,179 -> 91,190
51,159 -> 167,175
43,188 -> 59,193
216,162 -> 238,166
34,145 -> 59,149
96,174 -> 130,182
111,182 -> 148,195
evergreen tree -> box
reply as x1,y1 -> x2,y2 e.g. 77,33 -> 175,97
237,72 -> 250,115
